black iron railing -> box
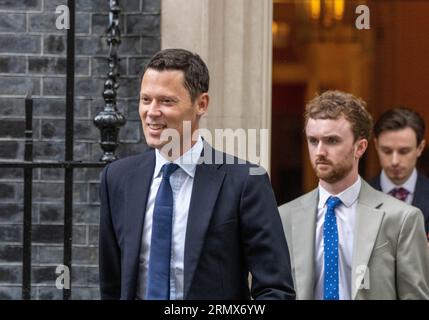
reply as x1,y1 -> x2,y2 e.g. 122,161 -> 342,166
0,0 -> 125,300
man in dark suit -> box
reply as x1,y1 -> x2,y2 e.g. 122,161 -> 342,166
369,107 -> 429,240
99,48 -> 295,300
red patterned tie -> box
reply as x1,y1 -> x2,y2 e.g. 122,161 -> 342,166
388,187 -> 409,202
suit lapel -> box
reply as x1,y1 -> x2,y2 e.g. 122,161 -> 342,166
123,150 -> 155,299
351,181 -> 385,300
292,190 -> 318,299
183,146 -> 225,299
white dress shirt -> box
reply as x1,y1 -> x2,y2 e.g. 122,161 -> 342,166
380,168 -> 417,205
136,136 -> 203,300
314,176 -> 361,300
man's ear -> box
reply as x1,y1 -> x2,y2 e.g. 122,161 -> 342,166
355,139 -> 368,159
417,139 -> 426,157
196,93 -> 209,117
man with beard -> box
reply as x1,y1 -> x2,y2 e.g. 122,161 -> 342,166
369,108 -> 429,241
279,90 -> 429,300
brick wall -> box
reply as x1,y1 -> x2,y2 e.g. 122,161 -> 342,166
0,0 -> 159,299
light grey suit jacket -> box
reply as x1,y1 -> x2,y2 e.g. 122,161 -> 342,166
279,180 -> 429,300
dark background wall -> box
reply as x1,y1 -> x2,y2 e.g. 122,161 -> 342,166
0,0 -> 160,299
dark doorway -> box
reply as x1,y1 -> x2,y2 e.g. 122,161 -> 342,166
271,83 -> 306,205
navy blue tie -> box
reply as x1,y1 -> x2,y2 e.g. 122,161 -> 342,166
146,163 -> 179,300
323,196 -> 342,300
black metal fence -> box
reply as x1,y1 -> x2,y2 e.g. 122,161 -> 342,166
0,0 -> 126,300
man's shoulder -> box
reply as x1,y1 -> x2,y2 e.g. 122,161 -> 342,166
202,144 -> 267,177
416,171 -> 429,190
414,172 -> 429,217
363,183 -> 423,220
278,189 -> 318,214
367,173 -> 381,190
104,149 -> 154,176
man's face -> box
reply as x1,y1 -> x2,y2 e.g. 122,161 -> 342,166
306,116 -> 366,184
139,69 -> 208,153
375,127 -> 425,185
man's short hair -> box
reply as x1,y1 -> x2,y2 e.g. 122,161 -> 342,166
374,107 -> 426,146
143,48 -> 209,102
305,90 -> 373,141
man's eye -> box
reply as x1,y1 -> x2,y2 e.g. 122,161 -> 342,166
308,138 -> 318,145
382,149 -> 392,155
327,138 -> 338,144
162,99 -> 175,105
141,97 -> 151,104
399,149 -> 411,155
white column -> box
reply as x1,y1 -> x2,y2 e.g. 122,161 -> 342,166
162,0 -> 273,172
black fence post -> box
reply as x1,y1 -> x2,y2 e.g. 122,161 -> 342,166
22,94 -> 33,300
63,0 -> 75,300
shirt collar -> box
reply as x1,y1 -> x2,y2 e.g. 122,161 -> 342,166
318,176 -> 362,209
380,168 -> 417,195
154,135 -> 203,179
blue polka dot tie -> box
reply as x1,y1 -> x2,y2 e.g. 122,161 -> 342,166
323,196 -> 342,300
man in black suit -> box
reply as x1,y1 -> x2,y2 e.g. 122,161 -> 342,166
369,107 -> 429,240
98,48 -> 295,300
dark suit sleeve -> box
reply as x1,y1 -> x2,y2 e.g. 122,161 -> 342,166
239,169 -> 295,300
99,164 -> 122,299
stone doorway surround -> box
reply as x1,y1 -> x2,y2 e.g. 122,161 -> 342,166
161,0 -> 273,173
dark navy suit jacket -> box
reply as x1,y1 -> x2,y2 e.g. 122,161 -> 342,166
369,172 -> 429,234
99,143 -> 295,300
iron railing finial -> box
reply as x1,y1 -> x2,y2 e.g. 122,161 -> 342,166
94,0 -> 126,162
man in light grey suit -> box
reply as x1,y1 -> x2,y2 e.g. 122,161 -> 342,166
279,90 -> 429,300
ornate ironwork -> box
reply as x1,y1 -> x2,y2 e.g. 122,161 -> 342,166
94,0 -> 126,162
0,0 -> 129,300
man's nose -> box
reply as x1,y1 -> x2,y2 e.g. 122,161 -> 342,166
316,142 -> 327,156
391,152 -> 400,166
146,101 -> 161,117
